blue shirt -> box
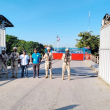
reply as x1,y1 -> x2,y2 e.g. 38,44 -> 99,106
32,53 -> 41,64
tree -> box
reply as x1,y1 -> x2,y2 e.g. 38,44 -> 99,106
6,34 -> 45,56
6,34 -> 19,54
75,32 -> 100,55
17,40 -> 26,54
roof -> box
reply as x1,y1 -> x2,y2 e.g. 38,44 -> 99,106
0,15 -> 14,27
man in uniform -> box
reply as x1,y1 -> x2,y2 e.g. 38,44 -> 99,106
62,48 -> 71,80
0,49 -> 9,78
43,47 -> 53,79
10,47 -> 19,78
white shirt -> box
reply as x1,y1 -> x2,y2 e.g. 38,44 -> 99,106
20,54 -> 29,65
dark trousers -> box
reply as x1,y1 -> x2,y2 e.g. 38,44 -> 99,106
33,64 -> 39,77
21,65 -> 28,76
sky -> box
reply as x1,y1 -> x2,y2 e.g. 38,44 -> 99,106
0,0 -> 110,47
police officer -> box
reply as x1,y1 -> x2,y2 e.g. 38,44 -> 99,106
62,48 -> 71,80
10,47 -> 19,78
0,49 -> 9,78
43,47 -> 53,79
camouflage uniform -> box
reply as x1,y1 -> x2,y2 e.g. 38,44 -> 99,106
43,52 -> 53,79
62,53 -> 71,80
10,52 -> 19,78
0,54 -> 9,78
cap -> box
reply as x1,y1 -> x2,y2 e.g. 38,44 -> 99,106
65,48 -> 69,51
23,50 -> 26,53
2,49 -> 5,51
13,47 -> 17,50
34,48 -> 38,50
47,47 -> 50,50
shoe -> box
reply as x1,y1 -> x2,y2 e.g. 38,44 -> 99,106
10,76 -> 14,78
45,76 -> 48,78
33,76 -> 35,78
14,76 -> 17,78
25,76 -> 28,78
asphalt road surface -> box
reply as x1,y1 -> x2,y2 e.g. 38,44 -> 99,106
0,60 -> 110,110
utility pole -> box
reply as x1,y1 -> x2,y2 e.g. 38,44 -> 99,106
57,35 -> 59,49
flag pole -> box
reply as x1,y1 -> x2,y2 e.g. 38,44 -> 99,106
88,11 -> 90,32
57,35 -> 59,50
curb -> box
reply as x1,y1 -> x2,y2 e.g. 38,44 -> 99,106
85,60 -> 99,74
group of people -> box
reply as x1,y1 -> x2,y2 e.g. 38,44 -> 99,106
0,47 -> 71,80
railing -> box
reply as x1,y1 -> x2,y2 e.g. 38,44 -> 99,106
90,55 -> 99,64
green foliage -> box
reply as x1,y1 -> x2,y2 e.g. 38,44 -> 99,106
44,44 -> 53,48
7,60 -> 11,66
6,34 -> 45,56
75,32 -> 100,55
6,34 -> 19,54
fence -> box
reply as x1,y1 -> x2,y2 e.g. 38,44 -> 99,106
99,48 -> 110,84
90,55 -> 99,64
46,47 -> 91,60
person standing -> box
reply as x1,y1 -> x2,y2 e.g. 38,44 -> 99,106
0,49 -> 9,78
10,47 -> 19,78
20,51 -> 29,78
43,47 -> 53,79
32,48 -> 41,78
62,49 -> 71,80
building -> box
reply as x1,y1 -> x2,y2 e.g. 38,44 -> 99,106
99,14 -> 110,84
0,15 -> 14,54
102,13 -> 110,26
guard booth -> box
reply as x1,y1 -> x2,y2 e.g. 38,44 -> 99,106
0,15 -> 14,54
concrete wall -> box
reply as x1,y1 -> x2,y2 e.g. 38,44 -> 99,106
99,23 -> 110,84
0,28 -> 6,54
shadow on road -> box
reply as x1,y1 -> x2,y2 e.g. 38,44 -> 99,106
54,104 -> 79,110
0,60 -> 97,86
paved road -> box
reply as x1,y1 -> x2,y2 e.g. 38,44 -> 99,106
0,60 -> 110,110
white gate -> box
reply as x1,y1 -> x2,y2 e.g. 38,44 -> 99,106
99,23 -> 110,84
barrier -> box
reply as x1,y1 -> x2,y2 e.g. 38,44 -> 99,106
53,53 -> 84,60
71,54 -> 84,60
49,47 -> 91,60
85,54 -> 91,60
53,53 -> 63,59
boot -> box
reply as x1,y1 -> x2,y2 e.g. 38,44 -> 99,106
45,70 -> 48,78
62,74 -> 64,80
45,75 -> 48,78
49,69 -> 52,79
50,74 -> 52,79
14,73 -> 17,78
0,73 -> 2,78
11,73 -> 14,78
6,73 -> 8,79
68,75 -> 70,81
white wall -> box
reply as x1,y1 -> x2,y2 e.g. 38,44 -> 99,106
0,28 -> 6,54
99,23 -> 110,84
